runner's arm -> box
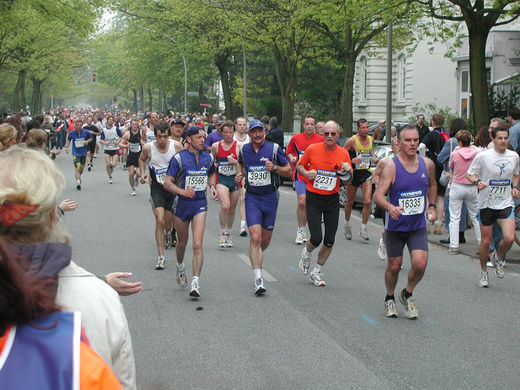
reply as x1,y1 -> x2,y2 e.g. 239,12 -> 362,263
424,157 -> 438,220
137,144 -> 150,181
373,160 -> 401,220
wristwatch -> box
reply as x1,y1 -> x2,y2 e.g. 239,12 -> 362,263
273,165 -> 277,172
474,179 -> 481,187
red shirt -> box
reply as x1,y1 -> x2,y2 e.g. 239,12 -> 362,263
286,132 -> 323,181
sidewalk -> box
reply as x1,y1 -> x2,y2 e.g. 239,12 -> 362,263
427,224 -> 520,275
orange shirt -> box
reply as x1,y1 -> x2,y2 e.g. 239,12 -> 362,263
298,142 -> 351,195
0,326 -> 122,390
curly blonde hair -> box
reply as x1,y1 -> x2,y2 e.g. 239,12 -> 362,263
0,146 -> 68,244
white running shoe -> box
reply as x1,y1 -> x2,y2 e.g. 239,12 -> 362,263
399,289 -> 418,319
155,256 -> 165,270
377,238 -> 387,260
358,227 -> 369,241
309,271 -> 326,286
478,270 -> 489,287
189,279 -> 200,297
298,247 -> 311,275
225,232 -> 233,247
176,268 -> 187,287
218,231 -> 226,247
295,228 -> 306,245
240,221 -> 248,237
109,177 -> 114,184
131,189 -> 136,196
490,252 -> 504,278
254,277 -> 266,295
344,224 -> 352,240
384,299 -> 398,318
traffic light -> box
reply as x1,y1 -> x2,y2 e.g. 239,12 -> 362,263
92,73 -> 96,82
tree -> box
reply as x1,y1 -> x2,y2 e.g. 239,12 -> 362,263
418,0 -> 520,130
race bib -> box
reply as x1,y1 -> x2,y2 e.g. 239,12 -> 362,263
74,138 -> 85,148
154,167 -> 167,185
247,165 -> 271,187
129,143 -> 141,153
488,179 -> 511,203
185,170 -> 208,191
313,169 -> 337,191
107,137 -> 117,147
357,152 -> 371,169
218,161 -> 236,176
398,190 -> 425,216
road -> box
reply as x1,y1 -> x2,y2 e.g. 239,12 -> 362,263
57,153 -> 520,390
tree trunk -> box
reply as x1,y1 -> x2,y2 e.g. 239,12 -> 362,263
140,86 -> 144,112
12,69 -> 26,111
132,89 -> 137,112
147,88 -> 152,112
467,24 -> 490,131
342,58 -> 355,137
30,77 -> 43,115
215,51 -> 234,119
272,47 -> 296,133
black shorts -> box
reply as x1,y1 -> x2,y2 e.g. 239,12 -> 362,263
126,153 -> 141,168
306,191 -> 340,247
477,207 -> 514,226
72,155 -> 86,167
150,183 -> 174,211
385,228 -> 428,258
104,149 -> 117,156
350,169 -> 372,187
87,137 -> 96,154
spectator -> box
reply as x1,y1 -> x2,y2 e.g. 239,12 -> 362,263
266,116 -> 284,149
0,123 -> 18,151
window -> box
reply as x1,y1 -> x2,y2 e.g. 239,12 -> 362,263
461,71 -> 469,93
398,55 -> 406,101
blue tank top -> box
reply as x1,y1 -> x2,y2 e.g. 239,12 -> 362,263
0,312 -> 79,390
167,149 -> 215,200
385,155 -> 428,232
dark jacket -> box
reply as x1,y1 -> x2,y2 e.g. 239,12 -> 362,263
266,127 -> 284,150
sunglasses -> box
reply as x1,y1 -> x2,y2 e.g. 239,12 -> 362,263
323,132 -> 337,136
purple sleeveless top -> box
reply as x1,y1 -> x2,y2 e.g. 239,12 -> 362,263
385,155 -> 428,232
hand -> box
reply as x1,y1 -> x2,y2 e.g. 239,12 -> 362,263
65,148 -> 70,154
389,205 -> 402,220
513,187 -> 520,199
184,186 -> 195,198
305,169 -> 317,181
59,199 -> 78,212
340,162 -> 351,173
105,272 -> 143,296
227,155 -> 237,165
477,181 -> 487,190
235,172 -> 243,184
265,160 -> 275,172
210,186 -> 217,200
351,157 -> 361,165
289,155 -> 297,165
140,174 -> 147,184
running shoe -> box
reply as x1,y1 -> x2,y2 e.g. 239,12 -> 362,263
189,279 -> 200,297
448,247 -> 459,255
298,247 -> 311,275
164,231 -> 172,249
176,268 -> 187,287
295,228 -> 307,244
433,223 -> 442,235
358,227 -> 369,241
490,252 -> 504,278
309,271 -> 326,286
155,256 -> 165,270
377,238 -> 387,260
109,177 -> 114,184
87,165 -> 91,171
240,221 -> 248,237
218,231 -> 227,247
131,189 -> 136,196
225,232 -> 233,247
344,224 -> 352,240
384,299 -> 398,318
254,277 -> 266,295
478,270 -> 489,287
76,181 -> 81,191
171,233 -> 177,248
399,289 -> 418,319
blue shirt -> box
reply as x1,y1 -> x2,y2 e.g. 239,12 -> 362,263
509,121 -> 520,152
239,141 -> 289,195
167,149 -> 215,200
67,129 -> 92,157
204,131 -> 223,148
437,137 -> 458,168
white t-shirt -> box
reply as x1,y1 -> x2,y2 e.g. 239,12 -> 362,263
233,132 -> 249,144
467,148 -> 520,210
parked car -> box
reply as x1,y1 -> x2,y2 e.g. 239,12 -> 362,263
338,142 -> 392,219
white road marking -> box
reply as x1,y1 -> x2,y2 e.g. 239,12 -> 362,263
237,253 -> 278,282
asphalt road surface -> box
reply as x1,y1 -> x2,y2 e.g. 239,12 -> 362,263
57,153 -> 520,390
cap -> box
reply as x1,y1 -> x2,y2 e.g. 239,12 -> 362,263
248,119 -> 264,131
186,125 -> 204,137
172,119 -> 184,125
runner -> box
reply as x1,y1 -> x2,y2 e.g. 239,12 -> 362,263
100,116 -> 122,184
138,122 -> 182,270
466,123 -> 520,287
296,121 -> 351,285
65,119 -> 92,190
234,116 -> 249,237
374,125 -> 437,319
235,119 -> 291,295
142,112 -> 158,144
122,119 -> 143,196
164,126 -> 217,298
286,115 -> 323,244
82,116 -> 100,171
211,121 -> 241,247
343,118 -> 379,240
119,120 -> 129,169
371,138 -> 400,260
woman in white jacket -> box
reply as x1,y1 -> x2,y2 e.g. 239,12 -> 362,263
0,146 -> 136,390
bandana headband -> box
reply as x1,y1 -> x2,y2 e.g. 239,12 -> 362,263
0,203 -> 39,227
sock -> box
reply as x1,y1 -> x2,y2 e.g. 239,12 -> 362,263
313,263 -> 322,273
192,276 -> 199,283
344,220 -> 351,227
176,262 -> 184,271
361,224 -> 366,230
77,179 -> 80,184
402,288 -> 412,298
253,268 -> 262,279
385,295 -> 395,302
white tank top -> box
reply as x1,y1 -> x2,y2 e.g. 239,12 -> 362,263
146,128 -> 156,143
103,126 -> 120,150
149,139 -> 175,185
